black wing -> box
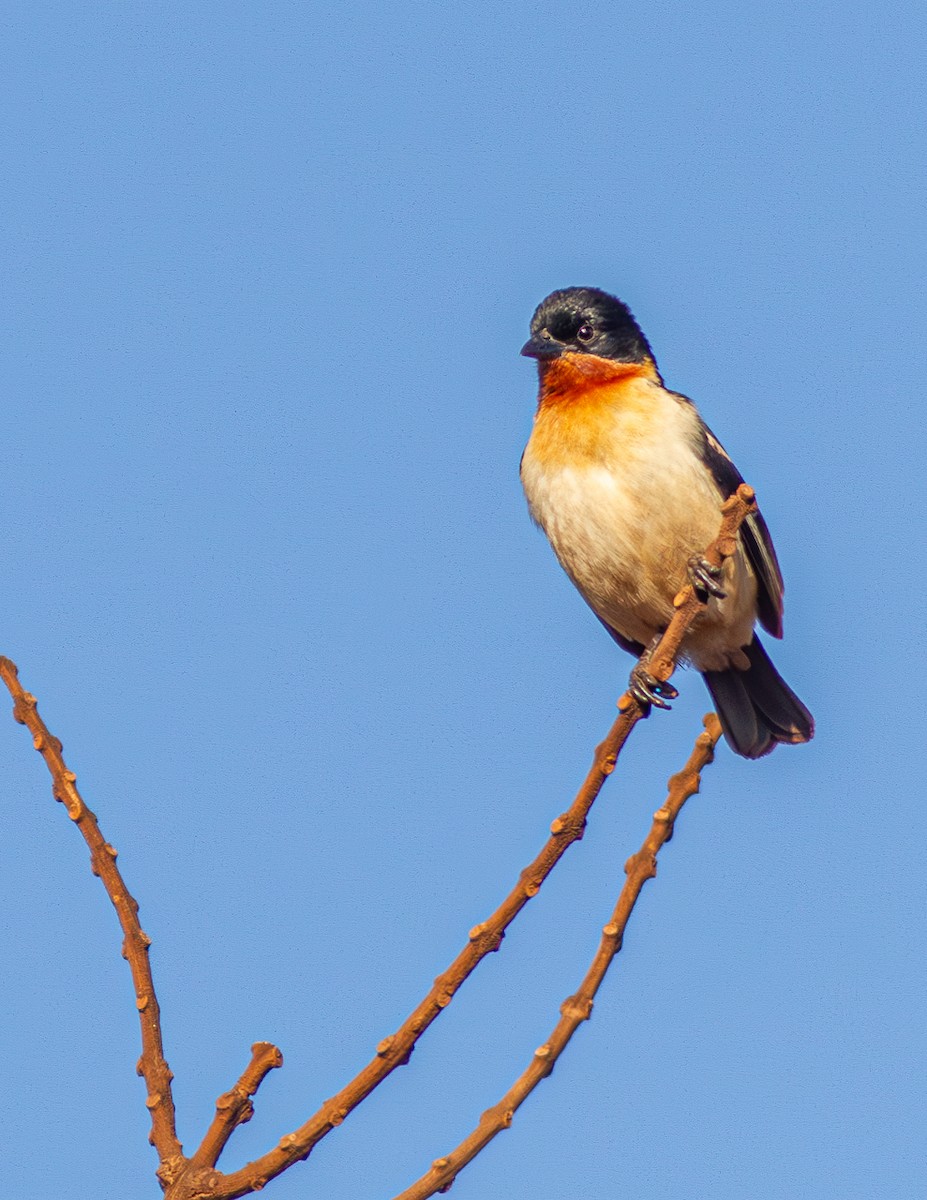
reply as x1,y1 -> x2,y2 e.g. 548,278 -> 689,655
698,423 -> 785,639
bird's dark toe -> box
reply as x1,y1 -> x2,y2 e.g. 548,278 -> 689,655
687,554 -> 727,600
629,665 -> 678,710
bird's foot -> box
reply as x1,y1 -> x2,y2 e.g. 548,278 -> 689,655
629,664 -> 678,711
687,554 -> 727,600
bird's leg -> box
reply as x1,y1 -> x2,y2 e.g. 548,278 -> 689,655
628,634 -> 679,711
687,554 -> 727,600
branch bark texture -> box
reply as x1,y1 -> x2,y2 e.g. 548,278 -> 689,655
392,712 -> 724,1200
0,657 -> 184,1176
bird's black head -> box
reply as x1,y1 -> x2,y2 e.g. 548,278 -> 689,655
521,287 -> 654,364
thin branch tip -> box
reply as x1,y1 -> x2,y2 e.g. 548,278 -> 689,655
0,659 -> 182,1165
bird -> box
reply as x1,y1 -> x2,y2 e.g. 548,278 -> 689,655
519,286 -> 813,758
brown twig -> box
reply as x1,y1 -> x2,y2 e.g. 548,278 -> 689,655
392,712 -> 724,1200
192,1042 -> 284,1171
0,657 -> 185,1180
195,487 -> 756,1200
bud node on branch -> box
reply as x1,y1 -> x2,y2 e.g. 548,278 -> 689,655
156,1155 -> 187,1188
560,994 -> 594,1021
467,925 -> 504,953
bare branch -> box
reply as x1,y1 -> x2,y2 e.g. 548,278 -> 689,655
393,712 -> 724,1200
0,657 -> 184,1180
191,1042 -> 284,1173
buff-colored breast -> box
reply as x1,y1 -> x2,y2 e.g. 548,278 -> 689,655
521,356 -> 758,669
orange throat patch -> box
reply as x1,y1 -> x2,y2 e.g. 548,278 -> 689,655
537,352 -> 661,407
529,353 -> 664,469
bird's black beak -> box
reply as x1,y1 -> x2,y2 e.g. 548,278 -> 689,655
520,333 -> 563,360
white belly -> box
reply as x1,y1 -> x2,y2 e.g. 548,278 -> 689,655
521,415 -> 757,670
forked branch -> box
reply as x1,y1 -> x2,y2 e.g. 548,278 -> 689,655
393,713 -> 724,1200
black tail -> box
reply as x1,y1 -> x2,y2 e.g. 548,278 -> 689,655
702,636 -> 814,759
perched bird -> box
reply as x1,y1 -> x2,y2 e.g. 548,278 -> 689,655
520,286 -> 813,758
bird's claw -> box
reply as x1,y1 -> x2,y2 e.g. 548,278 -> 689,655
687,554 -> 727,600
629,665 -> 678,711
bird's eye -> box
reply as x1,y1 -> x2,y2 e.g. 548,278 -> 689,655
576,324 -> 594,342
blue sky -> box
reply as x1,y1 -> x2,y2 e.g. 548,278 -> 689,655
2,2 -> 924,1197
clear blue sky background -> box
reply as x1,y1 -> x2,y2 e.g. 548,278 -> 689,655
2,3 -> 924,1198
